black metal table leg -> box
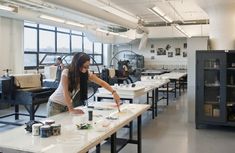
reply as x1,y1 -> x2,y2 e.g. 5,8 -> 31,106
129,99 -> 133,140
167,83 -> 169,105
174,80 -> 177,98
15,105 -> 19,120
111,133 -> 117,153
137,115 -> 142,153
96,144 -> 101,153
30,105 -> 34,120
151,90 -> 155,119
155,88 -> 158,117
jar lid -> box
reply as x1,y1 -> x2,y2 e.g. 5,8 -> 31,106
32,123 -> 43,127
44,119 -> 55,124
51,124 -> 61,127
40,125 -> 50,129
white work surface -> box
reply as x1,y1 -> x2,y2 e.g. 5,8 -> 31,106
0,102 -> 150,153
96,79 -> 169,100
158,72 -> 187,80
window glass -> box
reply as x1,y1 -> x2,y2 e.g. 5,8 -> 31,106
57,33 -> 70,53
39,30 -> 55,52
94,42 -> 102,54
39,54 -> 57,65
71,35 -> 82,52
24,54 -> 37,67
94,55 -> 102,64
24,27 -> 37,52
84,37 -> 93,54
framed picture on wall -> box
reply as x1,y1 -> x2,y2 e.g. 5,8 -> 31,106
157,48 -> 166,55
150,49 -> 155,53
183,52 -> 187,57
175,48 -> 181,56
151,44 -> 154,48
183,43 -> 187,49
168,52 -> 173,57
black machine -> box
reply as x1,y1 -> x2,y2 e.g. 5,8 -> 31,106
0,75 -> 54,126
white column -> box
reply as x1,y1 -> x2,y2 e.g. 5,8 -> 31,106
196,0 -> 235,49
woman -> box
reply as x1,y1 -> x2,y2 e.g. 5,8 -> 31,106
47,52 -> 120,116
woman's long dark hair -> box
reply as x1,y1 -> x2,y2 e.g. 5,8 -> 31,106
68,52 -> 90,101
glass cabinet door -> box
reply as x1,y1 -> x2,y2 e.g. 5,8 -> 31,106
196,52 -> 226,123
203,59 -> 221,119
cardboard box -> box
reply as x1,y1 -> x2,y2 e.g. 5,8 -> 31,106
204,104 -> 213,117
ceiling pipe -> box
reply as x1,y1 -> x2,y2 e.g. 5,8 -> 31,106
44,0 -> 145,31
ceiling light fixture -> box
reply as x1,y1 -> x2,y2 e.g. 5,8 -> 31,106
148,6 -> 173,23
173,24 -> 191,38
0,4 -> 15,12
65,21 -> 85,28
40,15 -> 65,23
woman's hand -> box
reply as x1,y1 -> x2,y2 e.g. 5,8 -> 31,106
69,108 -> 84,114
112,92 -> 121,111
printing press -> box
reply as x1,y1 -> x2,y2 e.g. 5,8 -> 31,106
0,74 -> 54,126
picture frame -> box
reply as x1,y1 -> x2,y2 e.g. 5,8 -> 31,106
175,48 -> 181,56
183,52 -> 187,57
150,44 -> 154,48
168,52 -> 173,57
157,48 -> 166,55
183,43 -> 187,49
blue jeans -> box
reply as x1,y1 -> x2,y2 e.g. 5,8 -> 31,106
47,100 -> 68,117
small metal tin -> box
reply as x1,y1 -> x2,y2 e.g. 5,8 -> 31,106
51,124 -> 61,136
40,125 -> 51,138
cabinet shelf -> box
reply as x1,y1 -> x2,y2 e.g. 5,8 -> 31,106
226,85 -> 235,87
227,67 -> 235,70
204,101 -> 219,105
204,68 -> 220,70
204,84 -> 220,87
227,102 -> 235,106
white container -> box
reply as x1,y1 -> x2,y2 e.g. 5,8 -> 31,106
32,123 -> 43,136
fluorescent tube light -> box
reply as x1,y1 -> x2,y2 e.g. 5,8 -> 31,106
119,34 -> 128,38
148,6 -> 173,23
173,24 -> 191,38
65,21 -> 84,28
0,4 -> 15,12
40,15 -> 65,23
152,6 -> 165,17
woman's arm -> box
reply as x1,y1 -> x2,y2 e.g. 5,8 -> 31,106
61,73 -> 84,114
89,74 -> 121,106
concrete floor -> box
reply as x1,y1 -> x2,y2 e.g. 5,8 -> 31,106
1,92 -> 235,153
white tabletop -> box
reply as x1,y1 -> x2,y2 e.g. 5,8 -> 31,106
0,102 -> 150,153
158,72 -> 187,80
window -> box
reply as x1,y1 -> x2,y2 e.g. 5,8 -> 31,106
24,54 -> 37,67
94,42 -> 102,54
39,30 -> 55,52
84,37 -> 93,54
57,33 -> 70,53
24,22 -> 103,69
71,35 -> 82,52
24,27 -> 37,52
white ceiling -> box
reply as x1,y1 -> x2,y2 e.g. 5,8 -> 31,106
0,0 -> 210,39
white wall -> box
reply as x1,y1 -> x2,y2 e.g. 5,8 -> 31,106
187,37 -> 209,122
0,17 -> 24,76
114,38 -> 188,70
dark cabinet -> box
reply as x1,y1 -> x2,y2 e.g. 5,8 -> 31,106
196,50 -> 235,128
